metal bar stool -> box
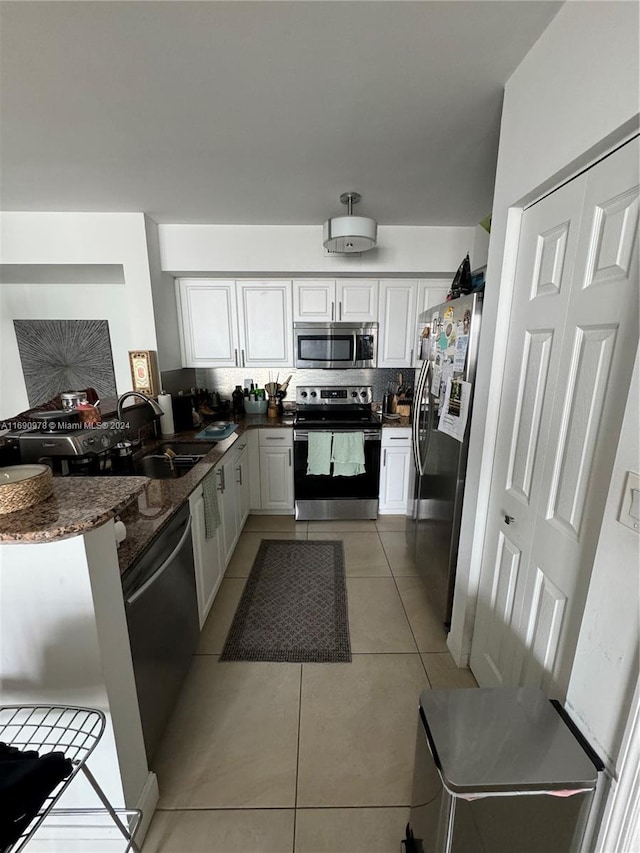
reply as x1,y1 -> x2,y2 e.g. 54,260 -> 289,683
0,706 -> 141,853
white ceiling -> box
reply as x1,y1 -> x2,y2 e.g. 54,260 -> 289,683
0,1 -> 562,227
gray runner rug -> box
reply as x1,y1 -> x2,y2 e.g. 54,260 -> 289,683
220,539 -> 351,663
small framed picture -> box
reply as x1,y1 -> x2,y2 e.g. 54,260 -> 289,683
129,350 -> 160,396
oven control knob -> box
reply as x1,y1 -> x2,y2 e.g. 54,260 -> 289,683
300,391 -> 308,398
310,391 -> 317,398
360,390 -> 368,398
351,391 -> 358,398
85,437 -> 95,446
100,436 -> 111,448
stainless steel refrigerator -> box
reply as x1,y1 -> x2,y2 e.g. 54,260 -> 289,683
408,292 -> 483,628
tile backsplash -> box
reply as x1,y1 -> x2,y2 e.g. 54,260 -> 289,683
194,367 -> 416,404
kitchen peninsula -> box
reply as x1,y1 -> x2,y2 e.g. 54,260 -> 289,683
0,409 -> 296,850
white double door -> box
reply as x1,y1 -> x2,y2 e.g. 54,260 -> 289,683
471,138 -> 639,697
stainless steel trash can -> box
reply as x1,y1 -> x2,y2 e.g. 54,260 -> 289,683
404,687 -> 602,853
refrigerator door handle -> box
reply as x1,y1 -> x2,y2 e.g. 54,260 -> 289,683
412,359 -> 431,477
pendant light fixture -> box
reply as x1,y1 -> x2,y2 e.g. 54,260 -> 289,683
323,192 -> 377,253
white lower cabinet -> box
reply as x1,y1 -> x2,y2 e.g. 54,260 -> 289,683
234,441 -> 250,528
217,441 -> 250,564
189,483 -> 224,627
378,428 -> 412,514
188,432 -> 282,627
259,428 -> 294,512
217,454 -> 238,565
247,428 -> 262,511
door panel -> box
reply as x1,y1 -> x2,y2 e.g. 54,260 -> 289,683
506,330 -> 553,503
470,175 -> 586,689
483,532 -> 522,685
547,324 -> 617,536
471,138 -> 639,697
521,567 -> 567,694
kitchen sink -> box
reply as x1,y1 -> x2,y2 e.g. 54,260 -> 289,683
134,441 -> 217,479
152,441 -> 217,456
132,456 -> 198,479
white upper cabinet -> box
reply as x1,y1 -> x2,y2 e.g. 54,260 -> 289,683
293,279 -> 335,321
293,279 -> 378,323
335,279 -> 379,322
237,280 -> 293,367
177,279 -> 239,366
378,279 -> 418,367
177,278 -> 293,368
415,279 -> 451,365
416,279 -> 450,315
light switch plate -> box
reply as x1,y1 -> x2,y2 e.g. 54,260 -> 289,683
618,471 -> 640,533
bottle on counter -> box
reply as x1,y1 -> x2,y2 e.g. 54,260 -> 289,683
232,385 -> 245,416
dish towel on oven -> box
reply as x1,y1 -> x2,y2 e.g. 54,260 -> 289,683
332,432 -> 365,477
202,469 -> 221,537
307,432 -> 332,475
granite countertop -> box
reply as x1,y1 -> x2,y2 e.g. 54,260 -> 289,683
0,410 -> 409,569
0,413 -> 295,570
116,414 -> 296,572
0,477 -> 149,544
380,415 -> 412,428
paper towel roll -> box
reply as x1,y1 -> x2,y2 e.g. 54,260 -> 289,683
114,520 -> 127,547
158,392 -> 175,436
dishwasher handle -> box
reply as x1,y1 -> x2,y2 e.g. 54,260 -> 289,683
126,514 -> 193,606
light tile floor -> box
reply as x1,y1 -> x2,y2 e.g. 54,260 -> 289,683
143,515 -> 477,853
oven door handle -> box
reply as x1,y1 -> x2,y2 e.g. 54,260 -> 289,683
294,430 -> 381,442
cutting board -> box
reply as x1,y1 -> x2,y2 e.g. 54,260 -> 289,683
195,423 -> 239,441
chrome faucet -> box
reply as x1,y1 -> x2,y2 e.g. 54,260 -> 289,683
116,391 -> 164,422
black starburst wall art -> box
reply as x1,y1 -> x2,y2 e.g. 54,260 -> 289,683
14,320 -> 117,407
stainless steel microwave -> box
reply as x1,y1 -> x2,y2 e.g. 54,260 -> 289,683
293,322 -> 378,369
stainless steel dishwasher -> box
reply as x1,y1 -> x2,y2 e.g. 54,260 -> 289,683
122,503 -> 199,764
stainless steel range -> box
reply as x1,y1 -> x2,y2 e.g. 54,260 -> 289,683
293,385 -> 382,520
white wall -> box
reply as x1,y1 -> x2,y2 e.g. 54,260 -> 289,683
0,212 -> 158,418
144,215 -> 182,372
565,347 -> 639,768
158,223 -> 477,275
0,526 -> 153,826
448,0 -> 639,814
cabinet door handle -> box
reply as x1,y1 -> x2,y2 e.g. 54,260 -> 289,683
383,448 -> 387,466
234,348 -> 238,366
410,348 -> 414,364
331,302 -> 335,321
288,448 -> 292,466
388,436 -> 407,440
241,349 -> 246,367
339,301 -> 342,321
504,514 -> 515,525
265,436 -> 285,440
236,464 -> 243,485
218,468 -> 225,493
